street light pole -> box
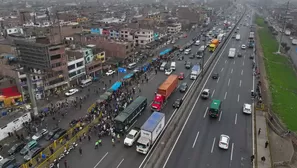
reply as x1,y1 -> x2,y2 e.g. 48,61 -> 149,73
276,1 -> 290,54
201,31 -> 206,77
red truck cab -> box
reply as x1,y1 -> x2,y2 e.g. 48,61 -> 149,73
151,75 -> 179,111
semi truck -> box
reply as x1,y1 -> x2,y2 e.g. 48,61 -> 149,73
228,48 -> 236,58
190,65 -> 201,80
151,75 -> 178,111
136,112 -> 165,154
208,39 -> 219,52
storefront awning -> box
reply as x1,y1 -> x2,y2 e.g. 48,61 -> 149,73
1,86 -> 21,98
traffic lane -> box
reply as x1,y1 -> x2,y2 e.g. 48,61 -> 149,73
63,62 -> 194,168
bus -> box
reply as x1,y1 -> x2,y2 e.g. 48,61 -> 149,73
114,96 -> 147,133
209,99 -> 221,118
80,78 -> 92,88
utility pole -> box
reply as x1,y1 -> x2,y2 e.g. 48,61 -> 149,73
276,1 -> 290,54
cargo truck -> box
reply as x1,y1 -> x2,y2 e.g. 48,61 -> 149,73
151,75 -> 178,111
136,112 -> 165,154
190,65 -> 201,80
208,39 -> 219,52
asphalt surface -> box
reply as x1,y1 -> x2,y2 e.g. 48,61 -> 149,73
162,13 -> 255,168
59,24 -> 226,168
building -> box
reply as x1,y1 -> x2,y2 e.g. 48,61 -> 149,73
120,28 -> 136,41
167,23 -> 182,34
85,45 -> 107,77
73,33 -> 134,59
134,29 -> 154,46
15,37 -> 69,97
65,46 -> 86,85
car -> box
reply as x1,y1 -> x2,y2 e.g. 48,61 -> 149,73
241,44 -> 246,49
238,52 -> 242,57
243,103 -> 252,114
32,129 -> 48,141
165,69 -> 173,75
106,70 -> 116,76
173,99 -> 183,108
19,140 -> 38,155
8,142 -> 26,156
0,158 -> 16,168
51,129 -> 67,141
201,89 -> 210,99
179,82 -> 188,92
0,155 -> 3,161
219,134 -> 230,149
179,48 -> 184,52
178,73 -> 184,80
185,61 -> 192,69
212,73 -> 219,79
232,35 -> 236,38
189,54 -> 195,59
133,67 -> 141,73
249,54 -> 254,59
45,127 -> 62,141
23,147 -> 43,161
65,88 -> 79,96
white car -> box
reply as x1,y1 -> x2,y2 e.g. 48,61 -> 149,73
65,88 -> 79,96
219,134 -> 230,149
243,103 -> 252,114
201,89 -> 210,99
241,44 -> 246,49
106,70 -> 116,76
32,129 -> 48,141
165,69 -> 173,75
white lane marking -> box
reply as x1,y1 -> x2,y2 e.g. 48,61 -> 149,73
211,138 -> 216,153
239,80 -> 242,87
203,107 -> 209,118
211,89 -> 215,98
225,60 -> 227,64
242,61 -> 245,66
224,92 -> 227,100
233,60 -> 235,64
93,152 -> 109,168
192,131 -> 200,148
116,159 -> 125,168
231,69 -> 233,74
241,70 -> 243,75
237,94 -> 240,102
235,113 -> 238,125
221,68 -> 224,72
230,143 -> 234,161
228,78 -> 230,86
161,28 -> 234,168
219,111 -> 223,121
217,77 -> 220,83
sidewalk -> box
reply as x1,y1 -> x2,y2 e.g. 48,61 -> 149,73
256,111 -> 272,168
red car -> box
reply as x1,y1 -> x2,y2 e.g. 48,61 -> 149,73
178,73 -> 184,80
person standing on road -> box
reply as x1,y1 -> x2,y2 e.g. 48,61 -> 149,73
265,141 -> 269,148
250,155 -> 254,164
112,138 -> 115,147
117,134 -> 120,143
79,147 -> 82,156
95,141 -> 99,149
64,160 -> 68,168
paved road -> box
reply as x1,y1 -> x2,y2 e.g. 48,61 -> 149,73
60,23 -> 228,168
162,12 -> 255,168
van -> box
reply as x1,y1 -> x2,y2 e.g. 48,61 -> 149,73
128,62 -> 137,69
160,62 -> 167,71
236,34 -> 240,40
80,78 -> 92,88
170,62 -> 176,71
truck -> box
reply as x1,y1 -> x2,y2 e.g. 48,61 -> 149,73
151,75 -> 178,111
217,33 -> 225,42
124,127 -> 140,146
228,48 -> 236,58
190,65 -> 201,80
249,32 -> 254,39
136,112 -> 165,154
235,34 -> 240,40
208,39 -> 219,52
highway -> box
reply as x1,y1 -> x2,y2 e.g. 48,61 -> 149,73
161,12 -> 255,168
59,21 -> 229,168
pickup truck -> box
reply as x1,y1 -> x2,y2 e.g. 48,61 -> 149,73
124,127 -> 140,147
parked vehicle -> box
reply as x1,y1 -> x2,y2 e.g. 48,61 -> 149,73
19,140 -> 38,155
8,143 -> 25,156
32,129 -> 48,141
45,127 -> 62,141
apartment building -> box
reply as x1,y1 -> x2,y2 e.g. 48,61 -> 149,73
15,37 -> 69,97
134,29 -> 154,46
85,45 -> 107,77
167,23 -> 182,34
120,28 -> 135,41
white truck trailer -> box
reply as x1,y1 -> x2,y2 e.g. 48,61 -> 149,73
136,112 -> 165,154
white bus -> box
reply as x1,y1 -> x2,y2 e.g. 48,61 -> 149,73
80,78 -> 92,88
